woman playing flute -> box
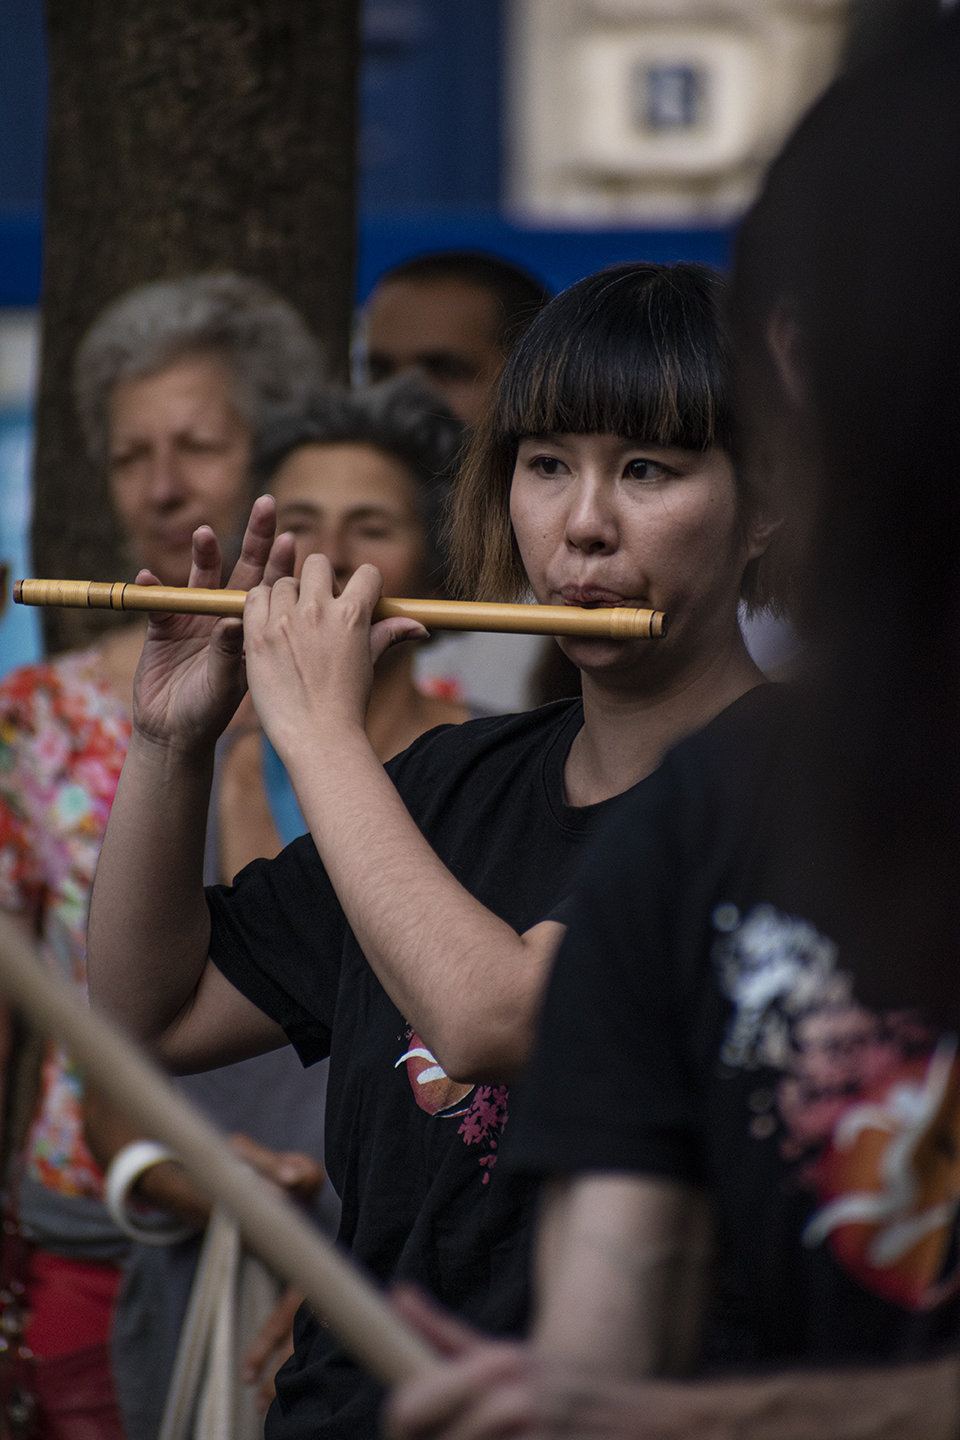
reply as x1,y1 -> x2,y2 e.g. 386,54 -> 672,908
87,261 -> 781,1440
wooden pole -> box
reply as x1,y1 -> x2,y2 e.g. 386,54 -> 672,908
0,913 -> 434,1386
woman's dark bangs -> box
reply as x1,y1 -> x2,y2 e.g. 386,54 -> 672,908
495,269 -> 729,451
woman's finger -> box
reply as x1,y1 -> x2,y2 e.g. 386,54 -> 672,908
255,1343 -> 293,1412
135,567 -> 209,637
187,525 -> 224,591
296,549 -> 340,602
241,1288 -> 303,1381
262,530 -> 297,588
391,1285 -> 483,1358
371,618 -> 429,664
385,1345 -> 533,1440
264,574 -> 301,617
205,618 -> 247,696
228,1133 -> 324,1196
227,495 -> 280,592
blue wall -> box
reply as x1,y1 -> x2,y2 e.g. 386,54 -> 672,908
0,0 -> 732,308
0,0 -> 46,214
361,1 -> 502,213
0,0 -> 46,305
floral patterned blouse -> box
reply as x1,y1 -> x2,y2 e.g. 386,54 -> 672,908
0,648 -> 131,1198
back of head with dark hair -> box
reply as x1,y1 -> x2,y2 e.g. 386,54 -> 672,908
730,10 -> 960,1025
377,251 -> 552,353
447,262 -> 761,606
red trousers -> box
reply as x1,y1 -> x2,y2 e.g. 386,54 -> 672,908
24,1251 -> 121,1359
18,1251 -> 127,1440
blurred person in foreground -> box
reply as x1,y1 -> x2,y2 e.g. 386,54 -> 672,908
0,273 -> 326,1439
385,12 -> 960,1440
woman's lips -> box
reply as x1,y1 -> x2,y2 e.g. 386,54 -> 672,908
559,584 -> 634,607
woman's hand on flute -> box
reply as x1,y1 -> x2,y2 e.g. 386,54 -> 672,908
132,497 -> 294,756
243,553 -> 427,762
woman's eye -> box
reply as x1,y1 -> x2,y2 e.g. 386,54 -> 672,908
624,458 -> 668,481
530,455 -> 565,477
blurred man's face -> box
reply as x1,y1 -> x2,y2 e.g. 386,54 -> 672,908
364,277 -> 505,425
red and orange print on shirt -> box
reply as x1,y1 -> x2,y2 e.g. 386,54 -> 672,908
712,904 -> 960,1311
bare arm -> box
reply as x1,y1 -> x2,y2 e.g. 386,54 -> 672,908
82,1082 -> 212,1228
268,721 -> 562,1083
83,1083 -> 324,1224
385,1173 -> 958,1438
243,557 -> 568,1083
87,502 -> 291,1070
532,1174 -> 713,1380
384,1291 -> 960,1440
89,725 -> 281,1069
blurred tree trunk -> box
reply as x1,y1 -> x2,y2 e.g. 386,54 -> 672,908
33,0 -> 360,653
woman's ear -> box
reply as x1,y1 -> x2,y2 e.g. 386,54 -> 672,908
745,508 -> 784,563
766,300 -> 805,410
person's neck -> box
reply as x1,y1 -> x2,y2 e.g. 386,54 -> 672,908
564,635 -> 764,808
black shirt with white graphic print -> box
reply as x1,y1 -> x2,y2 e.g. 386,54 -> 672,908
206,696 -> 688,1439
508,685 -> 960,1366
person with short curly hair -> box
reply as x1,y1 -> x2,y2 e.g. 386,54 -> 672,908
217,373 -> 472,883
76,272 -> 323,464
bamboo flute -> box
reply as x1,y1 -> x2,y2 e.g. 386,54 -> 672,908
0,913 -> 435,1386
14,578 -> 666,641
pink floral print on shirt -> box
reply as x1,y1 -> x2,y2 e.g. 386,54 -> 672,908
0,649 -> 131,1198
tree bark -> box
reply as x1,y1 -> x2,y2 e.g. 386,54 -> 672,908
34,0 -> 360,652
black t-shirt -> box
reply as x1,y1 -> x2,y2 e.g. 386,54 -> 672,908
206,700 -> 644,1439
509,684 -> 960,1367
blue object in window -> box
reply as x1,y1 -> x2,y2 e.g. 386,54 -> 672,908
637,63 -> 706,131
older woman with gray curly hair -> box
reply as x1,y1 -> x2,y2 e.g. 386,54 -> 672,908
74,271 -> 323,589
218,373 -> 470,880
0,273 -> 324,1439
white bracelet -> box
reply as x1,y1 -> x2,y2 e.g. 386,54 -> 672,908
104,1140 -> 203,1246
